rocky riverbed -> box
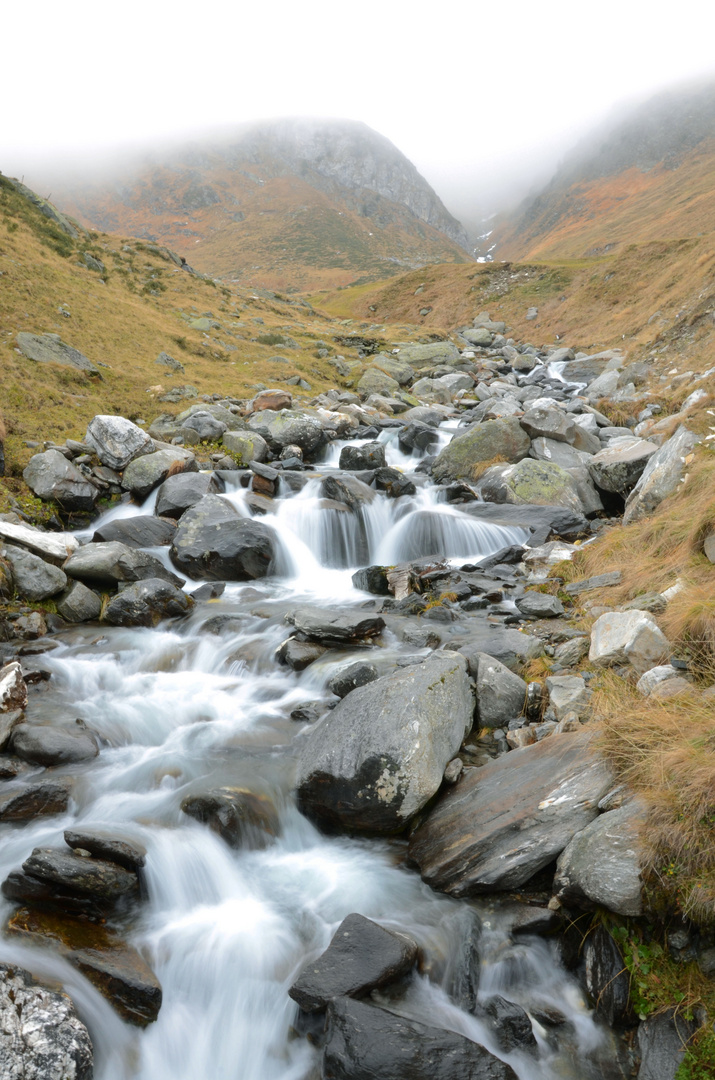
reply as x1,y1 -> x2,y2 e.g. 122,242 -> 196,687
0,319 -> 708,1079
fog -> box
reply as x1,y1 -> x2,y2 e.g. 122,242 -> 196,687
4,0 -> 715,228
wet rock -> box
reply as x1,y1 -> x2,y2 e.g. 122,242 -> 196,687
476,994 -> 537,1054
582,924 -> 631,1025
92,515 -> 177,547
11,724 -> 99,766
19,847 -> 138,901
277,638 -> 328,670
154,471 -> 224,518
554,802 -> 645,916
0,961 -> 93,1080
289,913 -> 418,1012
544,675 -> 591,719
296,652 -> 473,833
479,459 -> 586,515
588,438 -> 658,495
222,430 -> 269,464
6,908 -> 162,1027
0,709 -> 23,753
63,830 -> 146,871
398,420 -> 440,453
624,425 -> 700,526
13,611 -> 47,639
515,592 -> 564,618
637,1009 -> 698,1079
121,446 -> 198,499
589,610 -> 670,674
170,495 -> 276,580
0,520 -> 79,564
323,996 -> 518,1080
181,786 -> 279,848
409,731 -> 613,895
0,780 -> 72,822
339,441 -> 387,470
0,660 -> 28,714
85,414 -> 154,470
1,544 -> 67,601
320,474 -> 375,511
103,578 -> 193,627
23,450 -> 99,512
64,540 -> 184,588
474,653 -> 527,729
54,580 -> 102,623
287,608 -> 385,647
373,466 -> 416,498
431,418 -> 530,484
327,662 -> 379,698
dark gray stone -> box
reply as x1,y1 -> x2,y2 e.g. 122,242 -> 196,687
181,786 -> 279,849
170,495 -> 277,580
23,450 -> 99,512
92,516 -> 177,547
121,448 -> 198,499
154,471 -> 224,518
276,638 -> 327,671
583,925 -> 631,1026
1,544 -> 67,601
474,653 -> 527,728
182,410 -> 227,441
554,802 -> 645,916
103,578 -> 192,627
287,608 -> 385,647
476,995 -> 537,1054
64,829 -> 146,871
351,565 -> 390,595
54,580 -> 102,623
0,780 -> 72,822
339,441 -> 387,471
328,662 -> 379,698
637,1010 -> 697,1080
64,541 -> 184,587
515,592 -> 565,618
11,724 -> 99,767
16,331 -> 99,375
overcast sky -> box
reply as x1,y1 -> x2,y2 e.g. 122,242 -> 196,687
4,0 -> 715,221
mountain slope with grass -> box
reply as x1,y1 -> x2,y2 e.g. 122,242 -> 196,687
40,119 -> 471,291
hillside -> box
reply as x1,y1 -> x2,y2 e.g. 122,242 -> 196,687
491,81 -> 715,261
41,119 -> 471,291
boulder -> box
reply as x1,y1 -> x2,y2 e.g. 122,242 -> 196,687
0,780 -> 72,822
1,543 -> 67,601
396,341 -> 460,366
411,377 -> 453,404
624,426 -> 700,525
372,354 -> 415,385
181,786 -> 279,849
339,441 -> 386,470
544,675 -> 591,719
249,389 -> 292,412
476,995 -> 537,1054
17,847 -> 138,903
553,801 -> 645,916
0,520 -> 79,564
176,403 -> 246,431
55,581 -> 102,623
222,430 -> 269,464
408,731 -> 613,894
323,997 -> 517,1080
64,540 -> 184,587
398,420 -> 440,453
373,467 -> 416,498
636,665 -> 684,697
92,515 -> 177,547
431,418 -> 531,483
520,405 -> 577,444
287,608 -> 385,647
103,578 -> 192,627
530,437 -> 591,469
154,471 -> 224,519
0,661 -> 28,714
588,438 -> 657,495
247,409 -> 324,456
0,962 -> 93,1080
637,1010 -> 698,1080
296,652 -> 473,833
515,592 -> 564,618
357,367 -> 400,398
121,447 -> 198,500
455,626 -> 543,672
328,662 -> 379,698
320,474 -> 375,511
276,638 -> 327,671
170,495 -> 277,580
181,410 -> 227,442
474,653 -> 527,728
589,610 -> 670,674
16,330 -> 99,376
85,415 -> 154,470
23,450 -> 99,512
12,724 -> 99,767
351,565 -> 390,595
289,913 -> 418,1012
462,327 -> 493,346
479,458 -> 586,514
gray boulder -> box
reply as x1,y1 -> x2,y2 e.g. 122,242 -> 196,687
181,786 -> 279,849
16,331 -> 99,375
0,963 -> 93,1080
222,430 -> 269,464
544,674 -> 591,719
181,410 -> 227,441
372,354 -> 415,385
85,415 -> 154,470
121,447 -> 198,500
170,495 -> 276,580
461,327 -> 493,346
155,350 -> 184,372
247,409 -> 324,456
339,442 -> 386,471
154,471 -> 224,519
12,724 -> 99,766
64,829 -> 146,871
515,592 -> 565,619
0,661 -> 28,715
408,731 -> 613,894
588,438 -> 657,495
589,610 -> 670,674
92,516 -> 177,548
23,450 -> 99,512
296,652 -> 473,833
64,541 -> 184,587
398,421 -> 440,453
104,578 -> 192,627
479,459 -> 586,515
0,780 -> 72,821
474,653 -> 526,728
530,437 -> 591,469
520,405 -> 577,444
357,367 -> 400,398
624,426 -> 700,525
55,580 -> 102,623
553,801 -> 645,916
395,341 -> 460,366
431,418 -> 530,484
328,662 -> 379,698
1,543 -> 66,601
176,402 -> 246,431
583,924 -> 631,1025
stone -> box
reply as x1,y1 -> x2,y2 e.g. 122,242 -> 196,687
455,626 -> 543,672
431,418 -> 531,483
181,410 -> 227,441
357,367 -> 400,398
564,571 -> 622,595
296,652 -> 474,833
103,578 -> 192,627
85,415 -> 154,470
16,330 -> 100,375
515,592 -> 565,618
589,610 -> 670,674
474,653 -> 527,729
158,385 -> 198,404
18,847 -> 138,902
372,354 -> 414,385
155,350 -> 184,372
290,913 -> 418,1012
55,580 -> 102,622
0,780 -> 72,822
588,438 -> 658,495
398,420 -> 440,453
1,543 -> 67,601
520,405 -> 577,444
92,516 -> 177,548
476,995 -> 537,1054
636,665 -> 684,696
170,495 -> 277,580
276,638 -> 328,671
64,540 -> 184,587
339,441 -> 386,470
287,608 -> 385,647
0,520 -> 79,563
544,675 -> 591,719
636,1010 -> 697,1080
582,924 -> 631,1025
11,724 -> 99,766
181,786 -> 279,849
13,612 -> 47,639
0,710 -> 23,753
479,459 -> 586,515
530,437 -> 591,469
327,662 -> 379,698
154,471 -> 224,519
396,341 -> 460,366
121,447 -> 198,500
323,997 -> 517,1080
624,426 -> 699,525
320,474 -> 375,511
0,660 -> 28,714
373,466 -> 416,498
351,565 -> 391,594
23,450 -> 99,512
249,389 -> 292,412
0,962 -> 93,1080
462,327 -> 493,346
63,830 -> 146,871
177,403 -> 246,431
408,731 -> 613,894
247,409 -> 324,457
703,532 -> 715,564
553,802 -> 645,916
222,430 -> 269,464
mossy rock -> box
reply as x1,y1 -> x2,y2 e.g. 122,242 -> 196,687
431,418 -> 530,483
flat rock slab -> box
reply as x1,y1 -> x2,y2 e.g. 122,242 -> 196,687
408,731 -> 613,895
564,571 -> 622,595
64,829 -> 146,870
16,331 -> 99,375
323,997 -> 518,1080
0,520 -> 79,563
297,651 -> 473,833
64,540 -> 184,588
287,607 -> 385,647
93,516 -> 177,548
0,780 -> 72,822
21,847 -> 138,900
289,913 -> 418,1012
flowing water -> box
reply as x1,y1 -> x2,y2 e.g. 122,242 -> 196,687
0,423 -> 620,1079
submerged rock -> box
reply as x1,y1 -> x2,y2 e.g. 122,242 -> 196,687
181,786 -> 279,849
